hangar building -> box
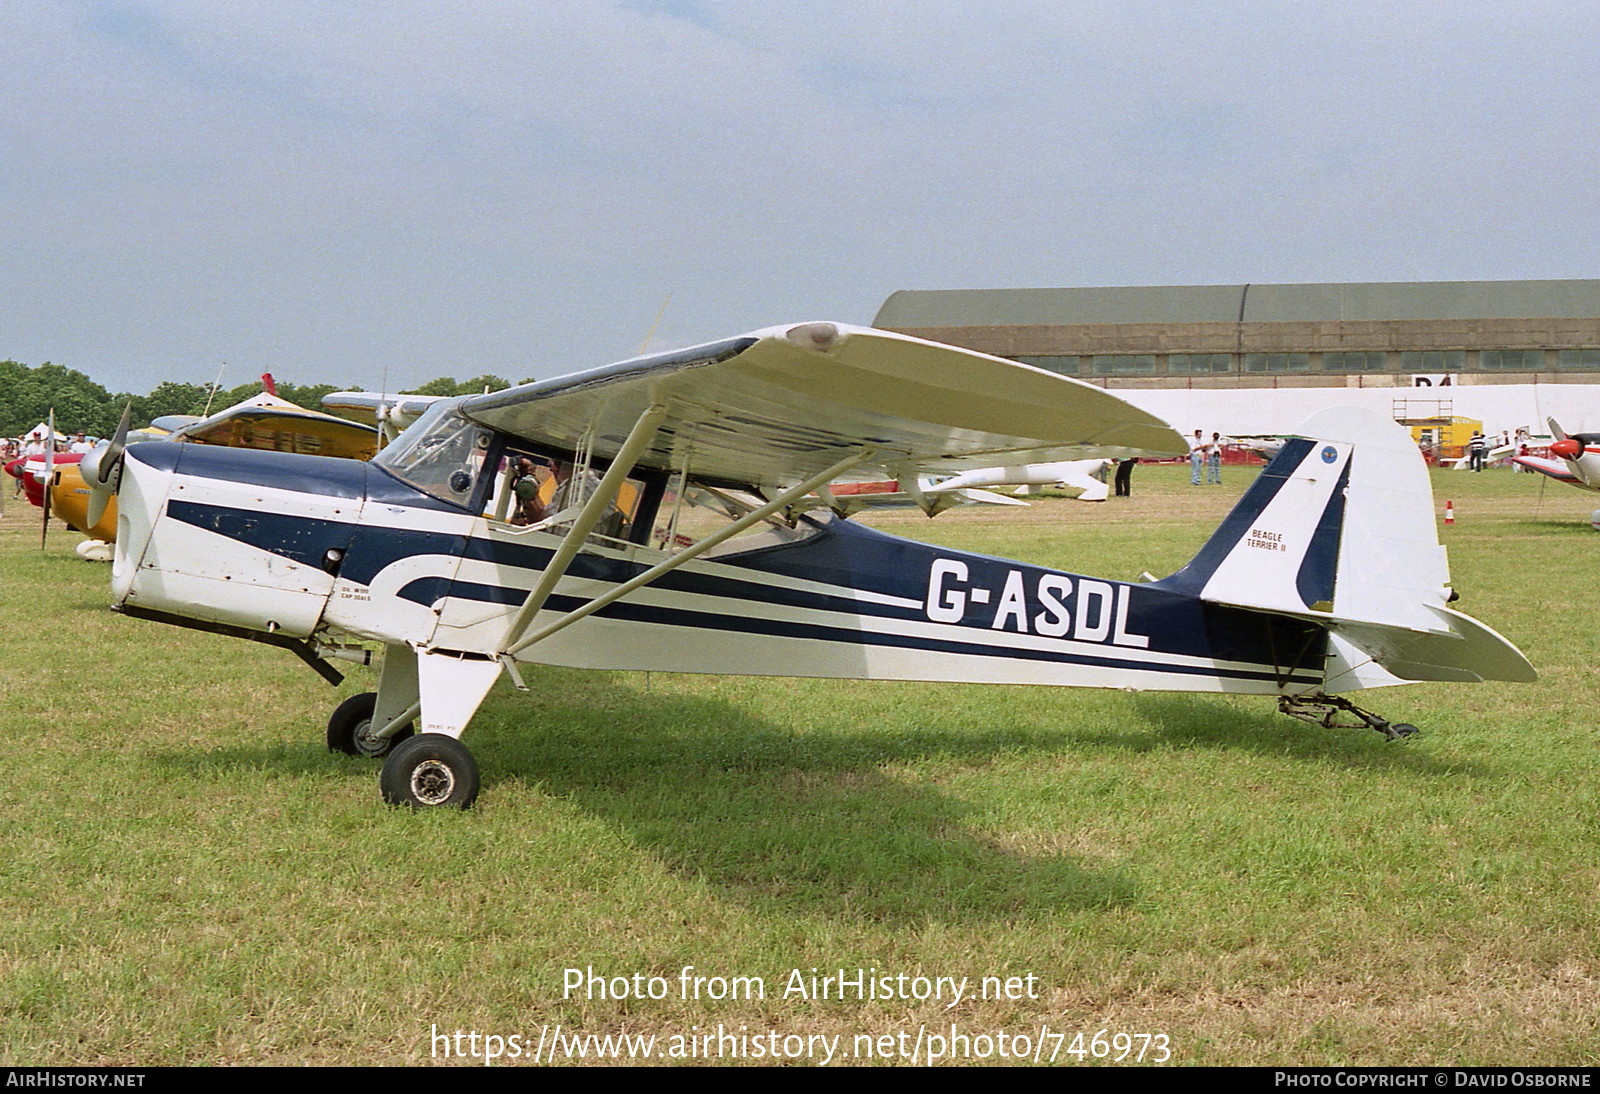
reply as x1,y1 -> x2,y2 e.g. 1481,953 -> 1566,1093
872,280 -> 1600,437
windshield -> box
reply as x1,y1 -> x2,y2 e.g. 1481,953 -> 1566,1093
372,402 -> 492,505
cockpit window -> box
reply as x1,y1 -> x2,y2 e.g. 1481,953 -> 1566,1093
372,403 -> 492,506
484,445 -> 650,545
650,476 -> 820,557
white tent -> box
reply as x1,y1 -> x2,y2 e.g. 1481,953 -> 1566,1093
21,421 -> 67,442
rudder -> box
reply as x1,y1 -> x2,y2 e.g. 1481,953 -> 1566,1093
1158,407 -> 1534,686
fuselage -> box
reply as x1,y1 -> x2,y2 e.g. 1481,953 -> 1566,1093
111,441 -> 1329,696
8,452 -> 83,512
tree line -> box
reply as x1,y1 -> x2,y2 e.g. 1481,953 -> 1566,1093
0,360 -> 520,438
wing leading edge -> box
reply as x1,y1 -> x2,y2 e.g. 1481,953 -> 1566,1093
457,323 -> 1187,488
1512,454 -> 1582,486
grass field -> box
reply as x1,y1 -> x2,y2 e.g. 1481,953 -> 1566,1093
1,463 -> 1597,1066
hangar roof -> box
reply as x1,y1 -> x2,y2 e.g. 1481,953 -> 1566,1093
874,280 -> 1600,328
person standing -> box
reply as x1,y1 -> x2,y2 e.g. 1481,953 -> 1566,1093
1114,457 -> 1136,497
1207,432 -> 1224,484
1468,432 -> 1487,472
1189,430 -> 1206,485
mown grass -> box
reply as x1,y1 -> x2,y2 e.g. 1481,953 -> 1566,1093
0,464 -> 1596,1066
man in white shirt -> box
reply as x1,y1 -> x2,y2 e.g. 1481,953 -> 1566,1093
1189,430 -> 1207,486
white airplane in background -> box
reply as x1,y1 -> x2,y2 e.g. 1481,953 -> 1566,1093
787,478 -> 1028,518
1448,441 -> 1516,470
921,459 -> 1113,502
1234,436 -> 1288,462
83,322 -> 1534,809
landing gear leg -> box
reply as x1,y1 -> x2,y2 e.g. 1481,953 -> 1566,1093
328,644 -> 422,757
326,691 -> 414,757
1278,694 -> 1419,740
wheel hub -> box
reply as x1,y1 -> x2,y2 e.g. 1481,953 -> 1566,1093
354,719 -> 386,757
410,759 -> 457,805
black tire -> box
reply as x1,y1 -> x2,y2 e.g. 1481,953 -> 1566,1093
380,734 -> 480,809
327,692 -> 414,758
1388,722 -> 1420,739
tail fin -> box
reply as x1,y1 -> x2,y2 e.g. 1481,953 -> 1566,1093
1158,407 -> 1534,687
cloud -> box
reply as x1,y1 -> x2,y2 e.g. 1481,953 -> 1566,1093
3,1 -> 1598,392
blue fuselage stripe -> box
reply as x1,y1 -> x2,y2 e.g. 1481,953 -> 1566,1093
162,496 -> 1325,686
411,578 -> 1318,684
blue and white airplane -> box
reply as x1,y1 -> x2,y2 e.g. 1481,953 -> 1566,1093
82,322 -> 1535,808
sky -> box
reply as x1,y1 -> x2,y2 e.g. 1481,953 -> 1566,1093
5,1 -> 1599,394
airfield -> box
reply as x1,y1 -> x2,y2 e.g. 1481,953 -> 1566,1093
2,463 -> 1596,1067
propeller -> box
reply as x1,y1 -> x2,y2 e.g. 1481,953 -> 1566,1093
82,404 -> 132,528
1548,416 -> 1567,442
1550,436 -> 1581,461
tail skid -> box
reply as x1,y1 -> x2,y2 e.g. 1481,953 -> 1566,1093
1160,407 -> 1535,692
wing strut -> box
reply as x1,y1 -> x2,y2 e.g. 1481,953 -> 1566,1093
497,402 -> 670,654
898,472 -> 933,516
501,447 -> 875,659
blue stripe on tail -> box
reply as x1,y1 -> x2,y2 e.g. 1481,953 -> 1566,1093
1151,438 -> 1313,597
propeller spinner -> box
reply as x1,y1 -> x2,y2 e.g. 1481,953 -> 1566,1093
1551,432 -> 1600,464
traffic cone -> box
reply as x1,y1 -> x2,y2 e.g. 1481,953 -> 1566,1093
1444,500 -> 1455,525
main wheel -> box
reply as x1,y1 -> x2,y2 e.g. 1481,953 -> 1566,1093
380,734 -> 480,809
327,692 -> 414,758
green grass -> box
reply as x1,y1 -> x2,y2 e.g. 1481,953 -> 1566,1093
1,464 -> 1597,1066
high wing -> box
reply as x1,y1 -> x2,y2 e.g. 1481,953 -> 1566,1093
169,393 -> 380,460
455,323 -> 1186,487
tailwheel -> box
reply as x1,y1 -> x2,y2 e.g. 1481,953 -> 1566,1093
380,734 -> 480,809
327,692 -> 414,758
1278,694 -> 1420,740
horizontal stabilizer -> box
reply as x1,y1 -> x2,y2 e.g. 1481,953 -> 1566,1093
1325,605 -> 1536,690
